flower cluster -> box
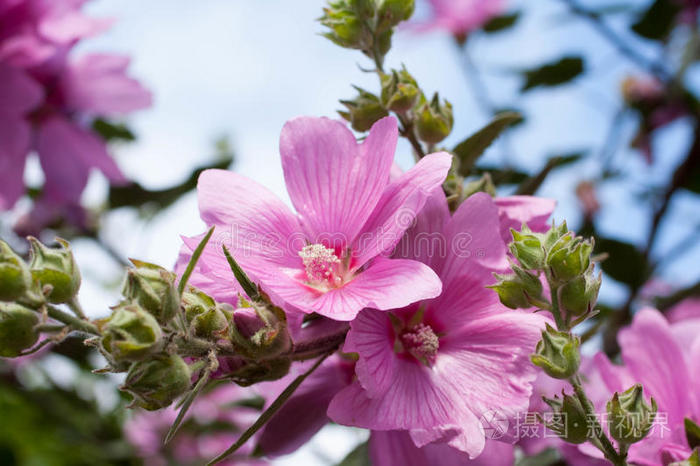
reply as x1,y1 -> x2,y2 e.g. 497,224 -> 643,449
0,0 -> 151,232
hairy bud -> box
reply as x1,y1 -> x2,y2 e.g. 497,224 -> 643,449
380,67 -> 419,114
28,237 -> 80,304
100,304 -> 163,362
415,93 -> 453,144
230,302 -> 291,360
559,269 -> 601,317
122,260 -> 179,324
509,227 -> 546,270
607,384 -> 657,445
489,264 -> 544,310
182,288 -> 231,339
122,354 -> 191,410
339,86 -> 389,132
543,391 -> 589,444
531,324 -> 580,379
0,303 -> 39,357
0,240 -> 33,302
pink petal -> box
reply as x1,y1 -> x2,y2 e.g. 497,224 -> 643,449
196,169 -> 303,274
279,116 -> 396,247
266,256 -> 442,321
591,352 -> 635,395
37,116 -> 126,203
0,113 -> 30,209
39,11 -> 114,43
370,431 -> 513,466
494,195 -> 556,244
619,308 -> 692,425
60,53 -> 152,115
352,151 -> 453,266
0,63 -> 43,114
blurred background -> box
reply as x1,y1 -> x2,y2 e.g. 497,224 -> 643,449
1,0 -> 699,464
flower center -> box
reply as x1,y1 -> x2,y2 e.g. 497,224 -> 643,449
400,322 -> 439,366
299,244 -> 343,288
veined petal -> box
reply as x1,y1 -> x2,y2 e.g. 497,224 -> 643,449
280,116 -> 396,247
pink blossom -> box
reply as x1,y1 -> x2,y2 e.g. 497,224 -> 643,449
327,190 -> 546,459
667,297 -> 700,323
493,195 -> 556,245
178,116 -> 451,321
414,0 -> 507,37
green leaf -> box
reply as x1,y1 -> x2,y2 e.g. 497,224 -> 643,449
595,238 -> 649,288
470,166 -> 529,185
165,366 -> 212,443
453,112 -> 522,176
685,418 -> 700,449
177,226 -> 215,295
92,118 -> 135,142
207,353 -> 331,465
337,441 -> 371,466
483,12 -> 520,33
521,56 -> 585,91
631,0 -> 680,41
223,245 -> 259,300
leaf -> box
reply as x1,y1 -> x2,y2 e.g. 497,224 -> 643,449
223,245 -> 259,300
595,238 -> 649,288
337,441 -> 371,466
686,418 -> 700,449
206,353 -> 331,465
483,12 -> 520,33
453,112 -> 522,176
177,226 -> 215,295
108,155 -> 233,210
521,56 -> 585,91
92,118 -> 135,142
631,0 -> 680,41
516,152 -> 584,195
470,166 -> 529,185
165,366 -> 212,443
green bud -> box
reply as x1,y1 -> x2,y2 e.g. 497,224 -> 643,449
100,304 -> 163,362
543,392 -> 589,444
28,237 -> 81,304
0,303 -> 39,357
415,93 -> 453,144
462,173 -> 496,198
230,302 -> 291,360
531,324 -> 580,379
607,384 -> 657,445
376,0 -> 415,32
489,264 -> 544,310
559,270 -> 601,317
509,227 -> 546,270
229,357 -> 292,387
122,354 -> 191,410
547,236 -> 593,283
122,260 -> 179,324
320,0 -> 373,50
182,287 -> 231,339
339,86 -> 389,132
542,221 -> 569,251
380,67 -> 420,114
0,240 -> 33,301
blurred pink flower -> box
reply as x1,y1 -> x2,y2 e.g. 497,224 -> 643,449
667,297 -> 700,323
493,195 -> 556,244
0,0 -> 151,230
125,383 -> 266,466
327,191 -> 546,459
414,0 -> 507,37
178,116 -> 451,321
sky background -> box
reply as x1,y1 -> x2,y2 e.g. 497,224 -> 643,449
35,0 -> 699,463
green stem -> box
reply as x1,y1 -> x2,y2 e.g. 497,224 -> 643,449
67,298 -> 87,319
46,305 -> 99,335
548,284 -> 566,330
570,376 -> 626,466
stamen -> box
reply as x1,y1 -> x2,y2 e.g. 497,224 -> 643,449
299,244 -> 341,285
401,322 -> 440,366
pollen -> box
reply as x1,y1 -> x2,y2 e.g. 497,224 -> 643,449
299,244 -> 341,285
401,322 -> 440,366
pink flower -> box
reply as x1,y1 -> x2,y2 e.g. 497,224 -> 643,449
0,0 -> 151,230
493,195 -> 556,245
327,190 -> 546,458
588,309 -> 700,465
179,116 -> 451,321
667,297 -> 700,323
415,0 -> 507,37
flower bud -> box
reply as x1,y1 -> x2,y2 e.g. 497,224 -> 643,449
509,227 -> 546,270
28,237 -> 80,303
230,303 -> 291,360
531,324 -> 580,379
415,93 -> 453,144
376,0 -> 415,32
182,288 -> 231,339
542,221 -> 570,250
122,354 -> 191,410
462,173 -> 496,198
122,260 -> 179,324
320,0 -> 374,50
229,357 -> 292,387
607,384 -> 657,445
0,303 -> 39,357
489,264 -> 544,310
339,86 -> 389,132
559,270 -> 601,317
100,304 -> 163,362
0,240 -> 33,302
543,392 -> 589,444
547,236 -> 593,283
380,67 -> 419,114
